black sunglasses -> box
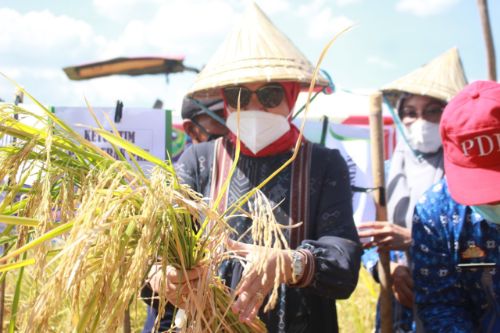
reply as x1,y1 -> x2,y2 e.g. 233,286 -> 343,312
222,83 -> 285,109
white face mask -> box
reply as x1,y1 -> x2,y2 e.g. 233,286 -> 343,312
226,110 -> 290,154
407,119 -> 442,153
471,204 -> 500,224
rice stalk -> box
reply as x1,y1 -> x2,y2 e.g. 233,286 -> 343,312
245,191 -> 289,313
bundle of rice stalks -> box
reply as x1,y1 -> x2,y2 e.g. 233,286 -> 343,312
0,90 -> 266,332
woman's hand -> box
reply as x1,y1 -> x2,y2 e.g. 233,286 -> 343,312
390,262 -> 414,308
226,240 -> 294,324
147,264 -> 205,308
357,221 -> 412,251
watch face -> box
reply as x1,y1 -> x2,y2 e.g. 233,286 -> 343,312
292,251 -> 305,282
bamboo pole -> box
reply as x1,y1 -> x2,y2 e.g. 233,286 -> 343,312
477,0 -> 497,81
369,92 -> 393,333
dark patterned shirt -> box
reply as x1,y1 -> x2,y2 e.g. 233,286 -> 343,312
412,178 -> 500,333
175,139 -> 362,333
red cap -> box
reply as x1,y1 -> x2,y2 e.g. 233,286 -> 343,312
440,80 -> 500,205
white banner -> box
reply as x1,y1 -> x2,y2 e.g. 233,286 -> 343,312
54,107 -> 169,173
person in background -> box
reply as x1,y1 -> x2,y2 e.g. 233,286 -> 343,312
412,80 -> 500,332
146,3 -> 361,332
141,97 -> 226,333
357,48 -> 467,332
181,97 -> 227,144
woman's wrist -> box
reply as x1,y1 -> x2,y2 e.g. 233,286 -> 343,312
402,228 -> 412,250
286,249 -> 315,288
290,250 -> 306,284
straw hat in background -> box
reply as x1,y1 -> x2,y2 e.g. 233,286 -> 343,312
382,47 -> 468,106
188,2 -> 329,98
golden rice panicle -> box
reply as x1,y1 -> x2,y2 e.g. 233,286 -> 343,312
244,190 -> 290,313
110,168 -> 178,327
23,162 -> 221,332
25,164 -> 131,331
31,123 -> 56,278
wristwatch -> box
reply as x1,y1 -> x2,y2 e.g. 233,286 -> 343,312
291,250 -> 305,284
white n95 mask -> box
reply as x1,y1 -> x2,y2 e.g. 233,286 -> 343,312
226,110 -> 290,154
407,119 -> 442,153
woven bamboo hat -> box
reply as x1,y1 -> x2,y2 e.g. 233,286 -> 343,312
382,47 -> 468,106
188,2 -> 329,98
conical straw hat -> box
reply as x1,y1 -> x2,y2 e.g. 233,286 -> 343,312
188,2 -> 328,97
382,47 -> 467,105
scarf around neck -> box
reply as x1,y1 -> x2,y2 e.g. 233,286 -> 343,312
386,141 -> 444,229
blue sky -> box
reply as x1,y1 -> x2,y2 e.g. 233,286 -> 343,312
0,0 -> 498,113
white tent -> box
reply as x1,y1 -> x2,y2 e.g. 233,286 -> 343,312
294,89 -> 397,160
294,89 -> 393,122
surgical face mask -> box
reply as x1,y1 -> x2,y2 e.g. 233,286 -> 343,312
407,119 -> 442,153
226,110 -> 290,154
471,204 -> 500,224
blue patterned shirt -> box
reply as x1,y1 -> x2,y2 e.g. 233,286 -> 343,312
412,178 -> 500,333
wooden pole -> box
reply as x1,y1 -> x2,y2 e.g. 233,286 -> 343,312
369,92 -> 393,333
477,0 -> 497,81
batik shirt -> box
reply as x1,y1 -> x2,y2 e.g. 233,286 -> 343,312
412,178 -> 500,333
174,138 -> 362,333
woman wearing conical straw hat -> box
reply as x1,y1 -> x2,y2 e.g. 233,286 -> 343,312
357,47 -> 468,332
146,2 -> 361,332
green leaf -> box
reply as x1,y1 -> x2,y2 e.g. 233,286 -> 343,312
8,253 -> 27,333
0,215 -> 39,227
0,222 -> 73,263
0,258 -> 35,273
92,128 -> 171,170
